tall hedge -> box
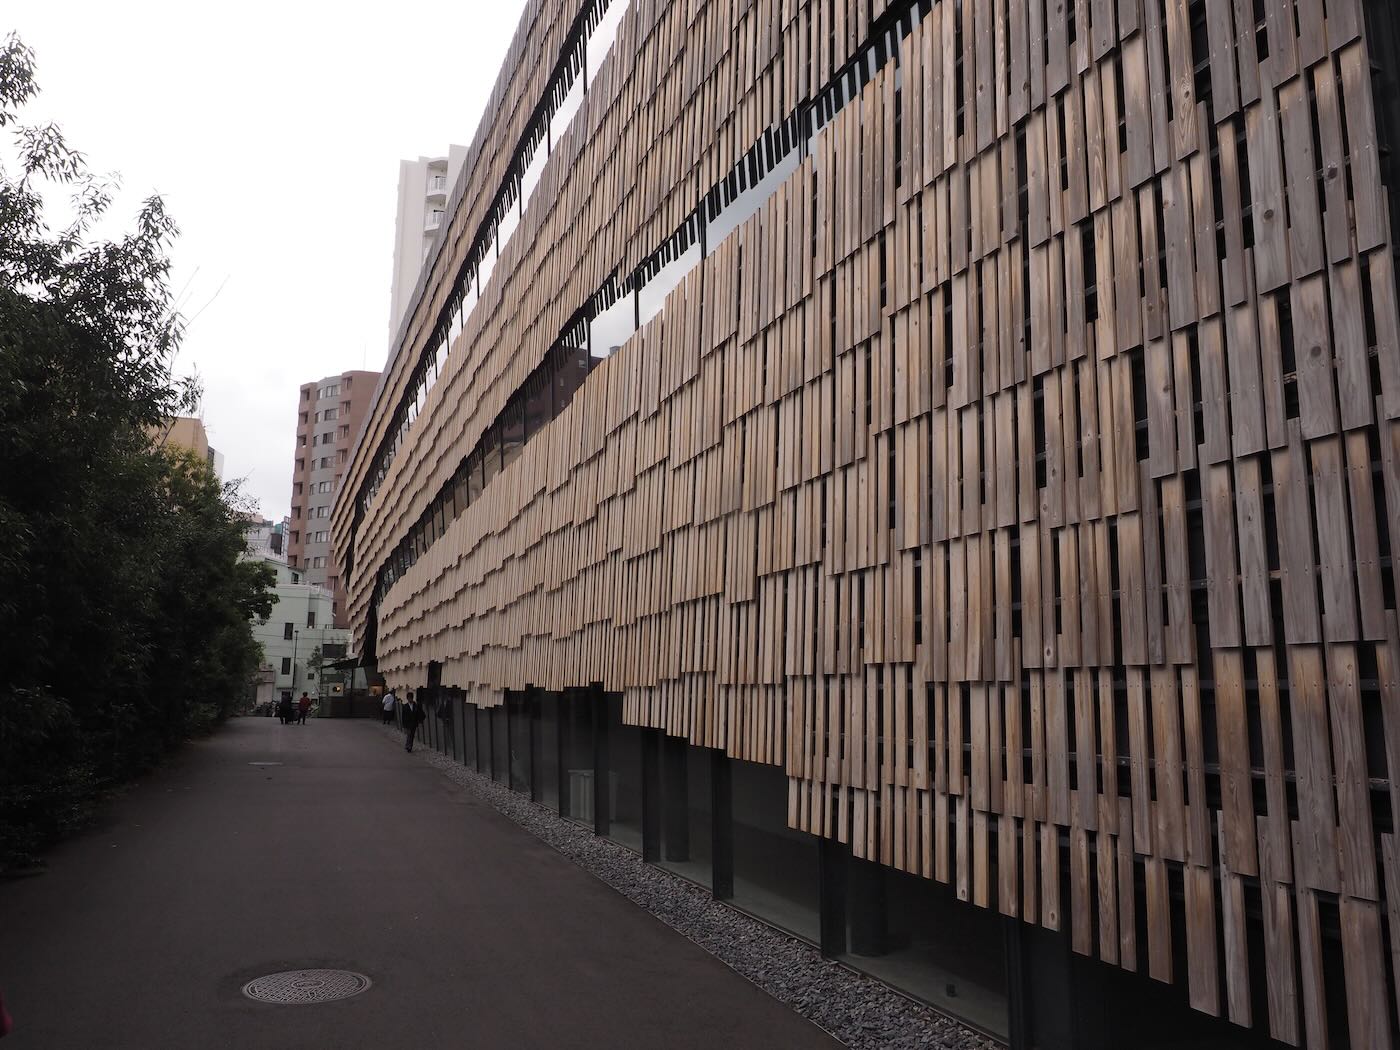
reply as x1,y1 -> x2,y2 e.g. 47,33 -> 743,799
0,35 -> 275,868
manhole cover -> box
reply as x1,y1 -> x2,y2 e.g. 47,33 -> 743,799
242,969 -> 371,1004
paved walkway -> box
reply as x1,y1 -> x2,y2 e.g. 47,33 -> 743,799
0,718 -> 840,1049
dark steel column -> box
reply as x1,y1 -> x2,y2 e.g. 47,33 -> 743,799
528,686 -> 540,802
642,729 -> 662,862
557,690 -> 571,818
710,749 -> 733,899
592,685 -> 609,837
662,734 -> 690,862
819,836 -> 849,957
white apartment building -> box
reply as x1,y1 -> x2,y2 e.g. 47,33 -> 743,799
245,553 -> 351,702
387,146 -> 467,341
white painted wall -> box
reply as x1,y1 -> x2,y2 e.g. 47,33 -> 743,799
245,554 -> 350,700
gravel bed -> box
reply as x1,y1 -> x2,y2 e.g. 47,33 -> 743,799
386,725 -> 1000,1050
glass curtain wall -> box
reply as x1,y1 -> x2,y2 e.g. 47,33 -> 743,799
463,702 -> 479,772
840,859 -> 1010,1039
604,694 -> 643,852
658,738 -> 713,888
476,705 -> 493,775
730,759 -> 820,943
508,692 -> 532,793
564,689 -> 596,824
534,691 -> 561,811
451,691 -> 464,761
491,705 -> 509,784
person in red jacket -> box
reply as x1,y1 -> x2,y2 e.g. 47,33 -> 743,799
296,692 -> 312,725
1,987 -> 13,1037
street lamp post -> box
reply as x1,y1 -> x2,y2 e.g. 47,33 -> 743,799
292,628 -> 300,694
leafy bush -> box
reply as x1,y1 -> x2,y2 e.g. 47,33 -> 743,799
0,35 -> 275,871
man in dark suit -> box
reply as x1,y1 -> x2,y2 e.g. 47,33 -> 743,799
403,690 -> 422,752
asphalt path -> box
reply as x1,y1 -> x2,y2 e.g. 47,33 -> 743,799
0,717 -> 840,1049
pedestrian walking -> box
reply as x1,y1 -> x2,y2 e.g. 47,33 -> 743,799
403,690 -> 423,752
277,695 -> 293,725
297,692 -> 312,725
381,688 -> 397,726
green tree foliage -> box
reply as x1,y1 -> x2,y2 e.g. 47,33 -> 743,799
0,35 -> 275,869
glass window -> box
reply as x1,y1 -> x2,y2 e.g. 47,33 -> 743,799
491,705 -> 509,784
589,284 -> 635,360
659,740 -> 713,888
840,861 -> 1009,1039
730,758 -> 820,943
280,657 -> 291,674
637,239 -> 700,327
564,689 -> 596,824
463,702 -> 479,771
707,143 -> 802,251
307,611 -> 316,627
523,368 -> 553,439
497,192 -> 521,253
501,398 -> 525,471
453,469 -> 470,516
465,450 -> 484,506
283,622 -> 294,640
550,70 -> 584,146
451,692 -> 466,763
520,139 -> 548,213
509,692 -> 531,793
553,339 -> 590,411
586,0 -> 628,85
534,692 -> 561,811
478,243 -> 497,291
604,694 -> 644,853
481,423 -> 502,488
476,704 -> 492,773
461,280 -> 478,326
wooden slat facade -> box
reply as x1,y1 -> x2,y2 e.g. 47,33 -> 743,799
335,0 -> 1400,1044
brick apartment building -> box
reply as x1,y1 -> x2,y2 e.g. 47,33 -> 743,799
288,370 -> 379,627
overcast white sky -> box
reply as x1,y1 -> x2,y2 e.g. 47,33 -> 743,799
7,0 -> 529,519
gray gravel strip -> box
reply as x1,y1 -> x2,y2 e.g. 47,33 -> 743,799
385,725 -> 1000,1050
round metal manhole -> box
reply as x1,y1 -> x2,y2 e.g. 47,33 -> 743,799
242,969 -> 371,1004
